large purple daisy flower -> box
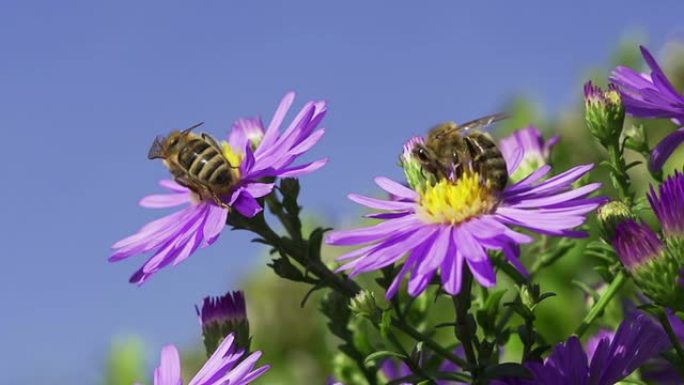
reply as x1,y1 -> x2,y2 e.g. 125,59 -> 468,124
136,333 -> 269,385
611,45 -> 684,171
494,312 -> 669,385
327,135 -> 604,298
110,92 -> 328,284
499,126 -> 559,182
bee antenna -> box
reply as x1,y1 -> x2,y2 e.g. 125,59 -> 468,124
182,122 -> 204,135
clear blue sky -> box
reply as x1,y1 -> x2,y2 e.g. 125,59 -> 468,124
1,0 -> 683,382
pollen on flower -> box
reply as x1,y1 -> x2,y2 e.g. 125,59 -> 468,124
221,142 -> 244,177
416,172 -> 497,225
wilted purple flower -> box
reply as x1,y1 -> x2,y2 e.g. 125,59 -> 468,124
611,45 -> 684,171
495,312 -> 669,385
648,170 -> 684,238
110,92 -> 328,284
499,126 -> 558,182
327,137 -> 604,298
612,219 -> 664,271
136,333 -> 269,385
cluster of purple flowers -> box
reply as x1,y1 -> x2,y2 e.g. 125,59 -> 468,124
109,44 -> 684,385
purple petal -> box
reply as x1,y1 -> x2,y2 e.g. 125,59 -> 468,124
277,158 -> 328,177
244,182 -> 274,199
259,92 -> 295,150
374,176 -> 420,200
139,193 -> 191,208
289,128 -> 325,155
203,205 -> 228,244
416,226 -> 452,275
651,127 -> 684,172
505,147 -> 524,175
441,242 -> 464,295
154,345 -> 182,385
466,257 -> 496,287
326,215 -> 422,245
233,192 -> 263,218
348,193 -> 416,211
453,226 -> 487,262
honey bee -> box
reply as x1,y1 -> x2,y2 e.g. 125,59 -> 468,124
148,123 -> 237,207
412,113 -> 510,192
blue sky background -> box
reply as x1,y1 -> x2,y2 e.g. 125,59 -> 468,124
1,0 -> 683,382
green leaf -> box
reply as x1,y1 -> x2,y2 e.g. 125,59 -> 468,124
364,350 -> 406,365
268,257 -> 304,282
380,311 -> 392,340
572,280 -> 600,302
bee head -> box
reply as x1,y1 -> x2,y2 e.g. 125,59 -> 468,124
148,123 -> 203,160
147,135 -> 167,160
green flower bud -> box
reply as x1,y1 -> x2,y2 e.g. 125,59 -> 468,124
349,290 -> 381,323
597,200 -> 636,242
400,136 -> 435,191
584,81 -> 625,147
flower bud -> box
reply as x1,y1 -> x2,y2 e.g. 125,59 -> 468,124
597,200 -> 636,242
584,81 -> 625,147
400,136 -> 434,190
196,290 -> 250,356
349,290 -> 381,323
230,117 -> 264,150
614,220 -> 684,310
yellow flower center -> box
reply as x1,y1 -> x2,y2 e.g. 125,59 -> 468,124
221,142 -> 244,179
416,172 -> 498,225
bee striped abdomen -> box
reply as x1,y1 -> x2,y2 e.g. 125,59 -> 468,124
178,138 -> 232,187
464,133 -> 508,192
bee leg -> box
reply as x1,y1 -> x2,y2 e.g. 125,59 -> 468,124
174,175 -> 193,189
208,190 -> 230,209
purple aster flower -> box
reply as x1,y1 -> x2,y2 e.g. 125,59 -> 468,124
110,92 -> 328,284
640,310 -> 684,385
612,219 -> 664,271
499,126 -> 559,182
611,45 -> 684,171
496,312 -> 669,385
136,333 -> 269,385
648,170 -> 684,238
327,137 -> 604,298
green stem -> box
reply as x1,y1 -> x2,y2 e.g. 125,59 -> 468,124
575,270 -> 627,337
385,329 -> 435,383
453,268 -> 478,373
244,212 -> 361,297
606,141 -> 632,204
657,309 -> 684,377
391,318 -> 469,369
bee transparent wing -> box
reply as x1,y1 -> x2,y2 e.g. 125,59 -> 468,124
148,135 -> 166,159
460,112 -> 510,132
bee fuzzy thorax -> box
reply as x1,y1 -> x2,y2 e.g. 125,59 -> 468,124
416,172 -> 498,225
